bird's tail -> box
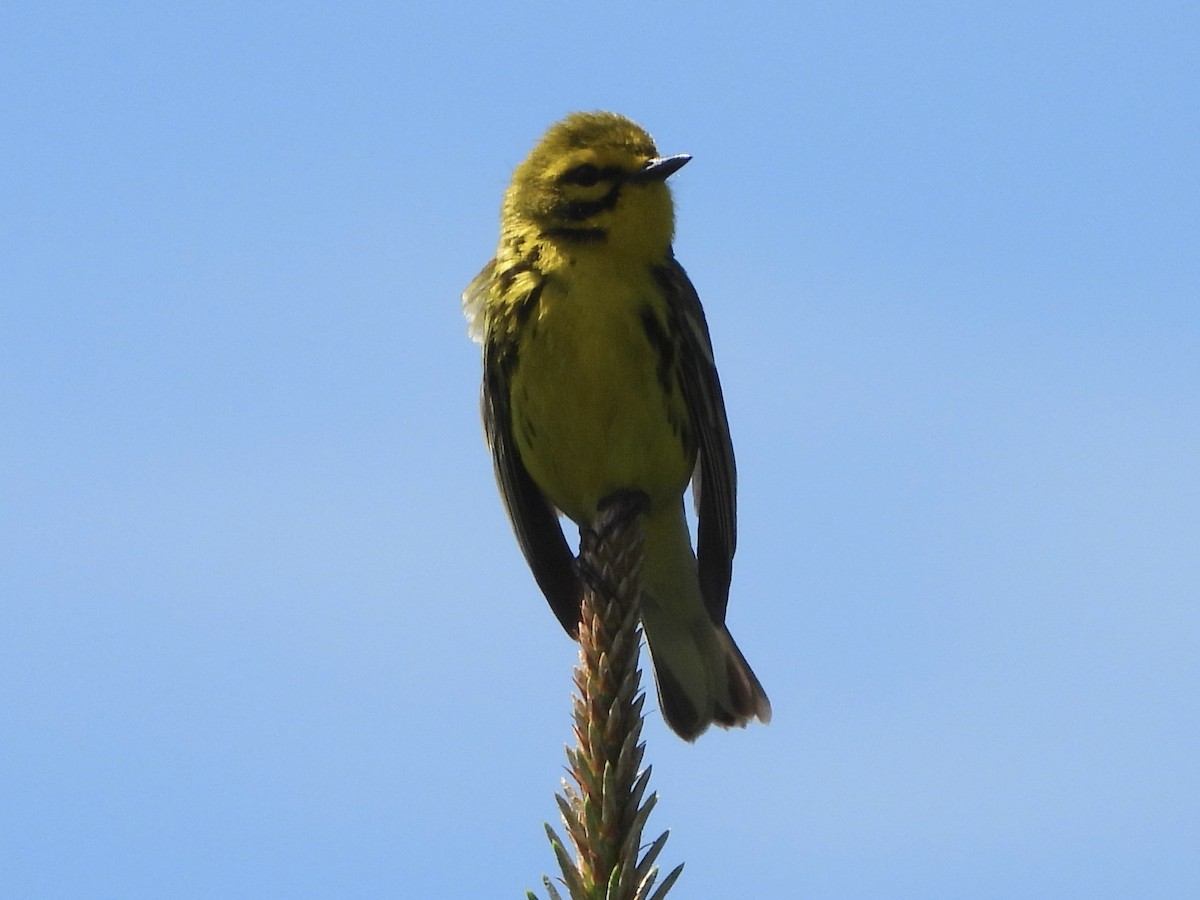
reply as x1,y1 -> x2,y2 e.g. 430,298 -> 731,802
638,507 -> 771,741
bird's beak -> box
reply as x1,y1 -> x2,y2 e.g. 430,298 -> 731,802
633,154 -> 691,183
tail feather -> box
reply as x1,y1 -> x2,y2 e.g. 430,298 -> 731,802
645,619 -> 770,741
639,507 -> 770,741
713,626 -> 772,727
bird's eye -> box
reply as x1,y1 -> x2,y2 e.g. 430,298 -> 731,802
562,163 -> 602,187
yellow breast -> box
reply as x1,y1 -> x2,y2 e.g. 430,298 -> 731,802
508,261 -> 694,525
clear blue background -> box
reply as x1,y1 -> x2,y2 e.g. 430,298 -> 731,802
3,2 -> 1197,897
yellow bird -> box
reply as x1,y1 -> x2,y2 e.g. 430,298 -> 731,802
464,112 -> 770,740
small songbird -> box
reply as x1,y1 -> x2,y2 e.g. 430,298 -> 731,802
463,112 -> 770,740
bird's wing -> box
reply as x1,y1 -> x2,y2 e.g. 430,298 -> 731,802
655,256 -> 738,624
474,272 -> 583,637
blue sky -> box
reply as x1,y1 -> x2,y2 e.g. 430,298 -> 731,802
3,2 -> 1197,897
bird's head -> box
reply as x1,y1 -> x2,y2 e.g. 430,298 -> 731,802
502,111 -> 689,260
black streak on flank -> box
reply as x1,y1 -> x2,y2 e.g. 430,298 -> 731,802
519,411 -> 537,445
649,264 -> 683,304
514,279 -> 544,329
639,305 -> 676,397
496,247 -> 540,294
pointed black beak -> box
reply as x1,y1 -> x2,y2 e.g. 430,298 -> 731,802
632,153 -> 691,183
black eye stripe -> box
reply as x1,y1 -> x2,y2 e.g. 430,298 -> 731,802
561,164 -> 600,186
560,164 -> 625,187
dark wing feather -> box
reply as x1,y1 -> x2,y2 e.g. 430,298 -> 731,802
654,256 -> 738,624
481,303 -> 583,637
